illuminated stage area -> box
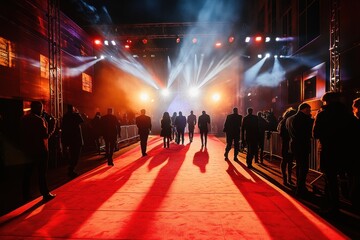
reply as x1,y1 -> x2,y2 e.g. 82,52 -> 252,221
0,135 -> 348,239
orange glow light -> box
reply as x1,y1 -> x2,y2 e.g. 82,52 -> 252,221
255,36 -> 262,42
94,39 -> 102,45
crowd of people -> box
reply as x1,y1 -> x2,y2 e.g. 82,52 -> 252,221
159,110 -> 211,149
4,91 -> 359,215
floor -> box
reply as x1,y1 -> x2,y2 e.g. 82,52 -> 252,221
0,134 -> 351,239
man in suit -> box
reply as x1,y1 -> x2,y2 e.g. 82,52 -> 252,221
101,108 -> 121,166
187,110 -> 197,142
20,101 -> 56,202
135,109 -> 152,157
198,110 -> 211,148
223,107 -> 242,161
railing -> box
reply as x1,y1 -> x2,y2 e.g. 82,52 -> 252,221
97,125 -> 139,151
263,131 -> 323,186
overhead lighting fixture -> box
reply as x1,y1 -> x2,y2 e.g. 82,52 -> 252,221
255,36 -> 262,42
228,36 -> 235,43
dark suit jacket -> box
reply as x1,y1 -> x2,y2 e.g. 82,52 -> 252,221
136,115 -> 152,135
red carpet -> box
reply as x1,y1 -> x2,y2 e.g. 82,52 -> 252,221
0,134 -> 349,239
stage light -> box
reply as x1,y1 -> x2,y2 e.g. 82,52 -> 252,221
192,38 -> 198,44
176,37 -> 181,44
126,39 -> 132,44
161,89 -> 170,97
94,39 -> 102,45
265,53 -> 271,58
212,93 -> 220,102
265,37 -> 271,42
104,40 -> 109,45
188,87 -> 199,97
140,92 -> 149,101
257,54 -> 262,58
124,44 -> 130,49
111,40 -> 116,46
215,42 -> 222,48
255,36 -> 262,42
142,38 -> 148,44
245,37 -> 250,43
100,55 -> 105,59
228,36 -> 235,43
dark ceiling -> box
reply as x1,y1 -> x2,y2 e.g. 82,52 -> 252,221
60,0 -> 255,55
60,0 -> 250,34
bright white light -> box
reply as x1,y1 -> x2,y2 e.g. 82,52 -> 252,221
265,37 -> 271,42
161,89 -> 170,97
274,55 -> 278,58
188,87 -> 199,97
100,55 -> 105,59
247,92 -> 252,97
257,54 -> 262,59
140,92 -> 149,101
265,53 -> 271,58
212,93 -> 220,102
104,40 -> 109,46
245,37 -> 251,43
111,40 -> 116,46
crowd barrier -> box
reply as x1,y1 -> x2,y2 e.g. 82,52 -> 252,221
263,131 -> 323,186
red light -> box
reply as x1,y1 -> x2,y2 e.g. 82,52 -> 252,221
255,36 -> 262,42
176,37 -> 181,44
228,36 -> 235,43
142,38 -> 148,44
192,38 -> 198,44
94,39 -> 102,45
215,42 -> 222,48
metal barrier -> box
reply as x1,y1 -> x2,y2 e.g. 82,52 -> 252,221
118,125 -> 139,144
97,125 -> 139,153
263,131 -> 323,187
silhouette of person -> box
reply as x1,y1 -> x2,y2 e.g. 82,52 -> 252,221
313,92 -> 355,213
241,107 -> 259,168
101,108 -> 121,166
277,107 -> 297,186
198,110 -> 210,148
136,109 -> 152,157
160,111 -> 172,148
171,112 -> 177,141
90,111 -> 102,155
20,101 -> 56,202
257,111 -> 269,164
187,110 -> 197,142
223,107 -> 242,161
175,111 -> 187,144
286,102 -> 313,197
61,104 -> 84,178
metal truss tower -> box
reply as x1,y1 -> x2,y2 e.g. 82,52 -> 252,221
47,0 -> 63,119
329,0 -> 340,92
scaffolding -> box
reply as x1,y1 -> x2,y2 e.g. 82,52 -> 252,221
329,0 -> 340,92
47,0 -> 62,119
